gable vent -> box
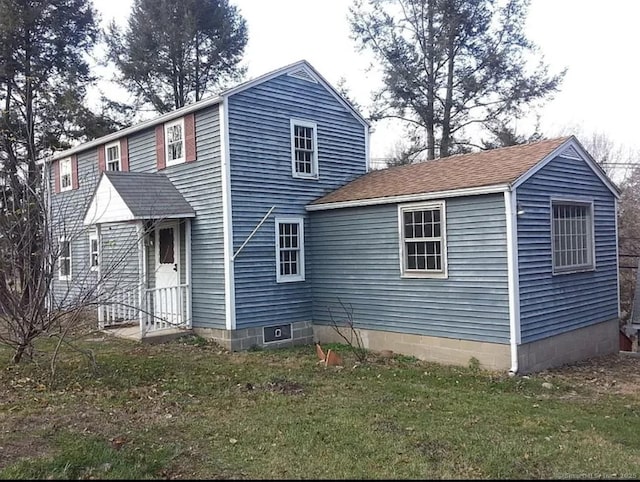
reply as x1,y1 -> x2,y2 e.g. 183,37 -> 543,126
288,68 -> 318,84
559,146 -> 581,160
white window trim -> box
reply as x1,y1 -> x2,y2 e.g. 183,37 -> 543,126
290,119 -> 318,179
275,216 -> 305,283
398,200 -> 448,279
165,118 -> 186,166
550,198 -> 596,275
60,158 -> 72,192
105,141 -> 121,171
58,237 -> 72,281
89,230 -> 99,272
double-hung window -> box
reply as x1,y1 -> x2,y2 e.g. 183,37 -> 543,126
399,201 -> 447,278
551,200 -> 594,273
276,217 -> 305,282
290,119 -> 318,179
165,118 -> 185,166
106,141 -> 121,171
60,158 -> 72,192
59,237 -> 72,280
89,231 -> 99,271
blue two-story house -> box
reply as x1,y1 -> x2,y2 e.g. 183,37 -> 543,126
47,60 -> 620,373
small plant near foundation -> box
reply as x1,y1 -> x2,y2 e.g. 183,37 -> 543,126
468,357 -> 481,373
327,299 -> 367,363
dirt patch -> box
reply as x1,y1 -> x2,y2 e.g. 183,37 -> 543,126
535,353 -> 640,396
241,378 -> 305,396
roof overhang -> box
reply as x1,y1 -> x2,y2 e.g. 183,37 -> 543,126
306,183 -> 510,211
83,174 -> 196,225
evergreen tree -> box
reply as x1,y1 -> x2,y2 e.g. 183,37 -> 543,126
0,0 -> 102,362
107,0 -> 248,114
350,0 -> 565,159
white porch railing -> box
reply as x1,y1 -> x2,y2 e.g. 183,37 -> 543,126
99,284 -> 191,336
99,289 -> 138,327
142,284 -> 191,334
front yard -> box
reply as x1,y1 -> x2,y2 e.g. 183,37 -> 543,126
1,333 -> 640,479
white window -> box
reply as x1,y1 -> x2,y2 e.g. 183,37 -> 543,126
275,217 -> 305,282
106,141 -> 121,171
290,119 -> 318,179
59,237 -> 72,280
60,158 -> 72,192
89,231 -> 99,271
551,200 -> 594,274
399,201 -> 447,278
165,118 -> 185,166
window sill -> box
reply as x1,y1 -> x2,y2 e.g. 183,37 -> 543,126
552,266 -> 595,276
58,276 -> 72,281
401,271 -> 448,279
292,174 -> 318,180
276,276 -> 305,283
165,158 -> 185,168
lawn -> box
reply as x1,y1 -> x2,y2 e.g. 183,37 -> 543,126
1,333 -> 639,479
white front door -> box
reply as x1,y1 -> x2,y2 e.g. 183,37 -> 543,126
155,221 -> 180,324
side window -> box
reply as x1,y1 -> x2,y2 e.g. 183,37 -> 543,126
290,119 -> 318,179
399,201 -> 448,278
60,158 -> 72,192
106,141 -> 121,171
551,200 -> 594,274
89,231 -> 99,271
165,118 -> 185,166
59,237 -> 72,280
275,217 -> 305,282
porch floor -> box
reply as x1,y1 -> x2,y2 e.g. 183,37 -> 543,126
101,323 -> 192,344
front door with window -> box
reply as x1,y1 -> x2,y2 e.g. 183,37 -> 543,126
155,222 -> 180,324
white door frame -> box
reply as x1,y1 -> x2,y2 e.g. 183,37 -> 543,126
155,220 -> 180,287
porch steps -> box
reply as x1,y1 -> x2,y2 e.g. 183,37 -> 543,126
102,324 -> 193,344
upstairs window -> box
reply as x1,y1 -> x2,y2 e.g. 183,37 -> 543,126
399,201 -> 447,278
165,118 -> 185,166
290,119 -> 318,179
276,217 -> 305,283
106,141 -> 121,171
552,200 -> 594,274
59,237 -> 72,280
60,158 -> 72,192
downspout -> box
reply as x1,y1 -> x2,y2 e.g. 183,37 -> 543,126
504,189 -> 521,375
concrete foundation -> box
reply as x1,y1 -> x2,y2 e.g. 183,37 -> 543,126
517,318 -> 618,373
313,324 -> 511,370
194,320 -> 314,351
314,318 -> 619,373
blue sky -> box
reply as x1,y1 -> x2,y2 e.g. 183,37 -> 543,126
95,0 -> 640,161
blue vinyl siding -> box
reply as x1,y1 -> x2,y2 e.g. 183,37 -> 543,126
516,154 -> 618,343
128,106 -> 226,329
228,73 -> 367,330
309,194 -> 510,344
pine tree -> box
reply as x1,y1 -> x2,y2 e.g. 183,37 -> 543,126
107,0 -> 248,114
350,0 -> 565,159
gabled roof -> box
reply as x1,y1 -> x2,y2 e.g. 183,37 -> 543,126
83,171 -> 195,225
308,136 -> 619,211
48,60 -> 367,163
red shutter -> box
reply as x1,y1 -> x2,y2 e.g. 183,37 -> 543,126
71,155 -> 79,190
184,113 -> 196,162
97,145 -> 106,172
155,125 -> 166,170
120,138 -> 129,172
54,160 -> 60,193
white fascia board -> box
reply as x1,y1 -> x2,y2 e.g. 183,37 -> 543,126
306,184 -> 509,211
511,136 -> 620,199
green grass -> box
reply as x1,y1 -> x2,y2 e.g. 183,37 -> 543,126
1,335 -> 639,479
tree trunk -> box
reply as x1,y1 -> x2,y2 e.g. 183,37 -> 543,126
426,0 -> 436,160
440,12 -> 456,158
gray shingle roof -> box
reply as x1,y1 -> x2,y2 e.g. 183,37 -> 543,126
105,171 -> 195,219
